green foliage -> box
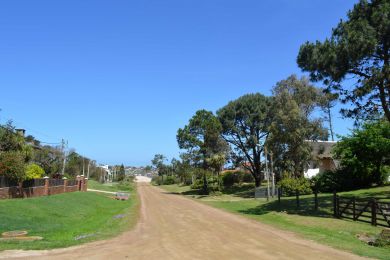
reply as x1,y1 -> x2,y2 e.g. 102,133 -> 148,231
217,93 -> 272,186
0,151 -> 26,182
311,171 -> 341,192
268,75 -> 328,178
221,170 -> 253,187
117,164 -> 126,181
278,177 -> 312,196
297,0 -> 390,122
163,176 -> 177,185
333,120 -> 390,188
25,163 -> 45,180
177,110 -> 226,167
0,121 -> 24,152
221,171 -> 241,187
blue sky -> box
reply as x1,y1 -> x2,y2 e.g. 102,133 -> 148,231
0,0 -> 358,166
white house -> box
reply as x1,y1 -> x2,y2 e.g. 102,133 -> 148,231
304,141 -> 339,178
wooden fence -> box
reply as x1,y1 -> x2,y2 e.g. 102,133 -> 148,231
334,193 -> 390,227
276,188 -> 390,227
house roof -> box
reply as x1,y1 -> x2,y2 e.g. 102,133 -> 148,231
306,140 -> 337,159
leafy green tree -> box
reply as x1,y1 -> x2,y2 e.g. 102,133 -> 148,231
25,163 -> 45,179
118,164 -> 126,181
333,119 -> 390,187
297,0 -> 390,122
33,145 -> 63,175
206,153 -> 226,188
0,121 -> 24,152
0,151 -> 26,182
151,154 -> 167,184
268,75 -> 328,178
217,94 -> 272,187
177,110 -> 226,193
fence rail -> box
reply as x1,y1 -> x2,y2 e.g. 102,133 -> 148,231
0,176 -> 88,199
334,194 -> 390,227
49,179 -> 65,187
22,178 -> 46,188
0,176 -> 18,188
67,180 -> 78,186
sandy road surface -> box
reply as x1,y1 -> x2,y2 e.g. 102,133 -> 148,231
0,183 -> 364,260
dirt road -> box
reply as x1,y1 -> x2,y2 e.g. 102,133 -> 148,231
1,183 -> 364,260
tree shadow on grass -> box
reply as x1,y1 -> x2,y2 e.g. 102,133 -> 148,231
222,184 -> 255,198
239,195 -> 334,219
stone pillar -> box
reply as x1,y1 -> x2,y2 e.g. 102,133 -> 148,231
83,178 -> 88,192
76,175 -> 81,191
63,177 -> 68,193
44,176 -> 50,196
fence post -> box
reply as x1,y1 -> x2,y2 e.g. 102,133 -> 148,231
352,197 -> 356,221
333,191 -> 337,217
76,175 -> 81,191
63,177 -> 68,193
44,176 -> 50,196
83,178 -> 88,192
371,199 -> 377,226
296,190 -> 300,208
278,187 -> 281,203
314,190 -> 318,211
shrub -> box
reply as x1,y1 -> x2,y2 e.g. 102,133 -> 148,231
25,163 -> 45,180
221,170 -> 253,187
0,151 -> 26,182
163,176 -> 176,185
221,171 -> 241,187
241,172 -> 254,183
151,175 -> 162,185
332,120 -> 390,188
278,177 -> 312,196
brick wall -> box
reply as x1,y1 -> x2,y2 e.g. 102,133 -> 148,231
0,177 -> 88,200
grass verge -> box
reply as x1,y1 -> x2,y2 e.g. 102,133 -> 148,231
0,183 -> 138,251
159,184 -> 390,259
88,180 -> 133,192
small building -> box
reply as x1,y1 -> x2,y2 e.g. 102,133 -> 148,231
304,141 -> 339,178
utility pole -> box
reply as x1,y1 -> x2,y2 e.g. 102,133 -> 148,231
61,139 -> 68,176
87,160 -> 90,179
82,157 -> 85,176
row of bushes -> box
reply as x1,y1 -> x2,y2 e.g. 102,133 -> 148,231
0,151 -> 45,183
151,175 -> 180,186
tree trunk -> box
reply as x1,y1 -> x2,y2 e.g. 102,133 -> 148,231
202,172 -> 209,195
254,176 -> 261,187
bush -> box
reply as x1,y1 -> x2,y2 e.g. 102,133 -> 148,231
151,176 -> 162,185
332,120 -> 390,188
163,176 -> 176,185
0,151 -> 26,182
25,163 -> 45,180
278,177 -> 312,196
241,172 -> 254,183
221,170 -> 254,187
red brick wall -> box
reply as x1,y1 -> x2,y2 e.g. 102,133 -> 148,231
66,185 -> 79,192
0,177 -> 88,200
22,186 -> 46,198
49,186 -> 65,195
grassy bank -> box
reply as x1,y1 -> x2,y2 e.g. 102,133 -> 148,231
88,179 -> 133,192
159,184 -> 390,259
0,184 -> 138,251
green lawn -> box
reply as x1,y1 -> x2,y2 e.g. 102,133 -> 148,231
88,180 -> 134,192
159,184 -> 390,259
0,186 -> 139,251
